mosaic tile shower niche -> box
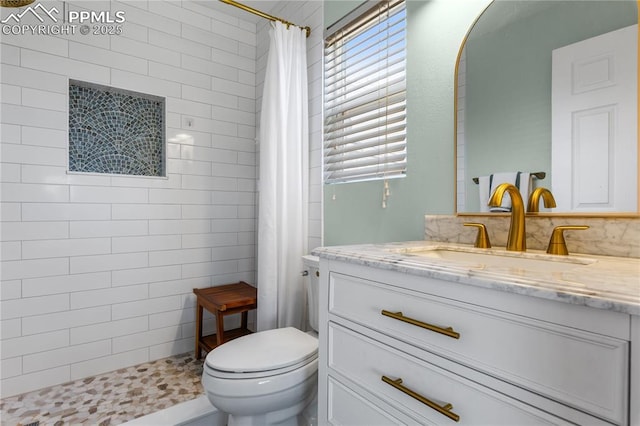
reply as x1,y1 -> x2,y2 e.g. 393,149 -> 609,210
69,80 -> 165,176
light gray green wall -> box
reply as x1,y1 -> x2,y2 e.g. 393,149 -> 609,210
464,1 -> 637,211
323,0 -> 491,245
324,0 -> 364,29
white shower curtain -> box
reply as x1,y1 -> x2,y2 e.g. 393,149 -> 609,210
257,21 -> 309,331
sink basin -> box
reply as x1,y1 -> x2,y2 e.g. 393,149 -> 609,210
389,246 -> 597,273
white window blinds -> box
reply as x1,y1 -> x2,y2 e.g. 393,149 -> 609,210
324,0 -> 407,184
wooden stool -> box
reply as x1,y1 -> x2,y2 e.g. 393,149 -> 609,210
193,281 -> 257,360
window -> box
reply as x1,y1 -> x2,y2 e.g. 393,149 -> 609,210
324,0 -> 407,184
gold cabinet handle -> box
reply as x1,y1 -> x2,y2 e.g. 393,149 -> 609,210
381,310 -> 460,339
382,376 -> 460,422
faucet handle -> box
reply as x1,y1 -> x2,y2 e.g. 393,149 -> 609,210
546,225 -> 589,255
464,223 -> 491,248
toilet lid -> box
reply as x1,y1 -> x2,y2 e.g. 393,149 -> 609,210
205,327 -> 318,373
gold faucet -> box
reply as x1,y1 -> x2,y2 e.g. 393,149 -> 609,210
527,187 -> 557,213
488,183 -> 526,251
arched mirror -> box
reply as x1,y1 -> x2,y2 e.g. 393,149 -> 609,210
455,0 -> 638,215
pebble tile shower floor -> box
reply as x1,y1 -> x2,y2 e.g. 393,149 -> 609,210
0,353 -> 204,426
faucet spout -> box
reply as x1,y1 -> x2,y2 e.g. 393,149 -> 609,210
527,187 -> 557,213
488,183 -> 526,251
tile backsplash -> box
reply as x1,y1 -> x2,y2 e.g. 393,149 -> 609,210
425,215 -> 640,258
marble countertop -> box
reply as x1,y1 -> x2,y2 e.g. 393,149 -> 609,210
313,241 -> 640,315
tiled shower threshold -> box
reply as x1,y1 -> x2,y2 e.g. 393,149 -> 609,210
0,352 -> 205,426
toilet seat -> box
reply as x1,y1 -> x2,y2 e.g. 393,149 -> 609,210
204,327 -> 318,379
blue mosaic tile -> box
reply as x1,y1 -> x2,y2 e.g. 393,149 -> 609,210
69,81 -> 165,176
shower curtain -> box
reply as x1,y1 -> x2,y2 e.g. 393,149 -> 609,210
257,21 -> 309,331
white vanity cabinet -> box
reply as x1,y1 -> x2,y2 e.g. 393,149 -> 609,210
317,259 -> 635,426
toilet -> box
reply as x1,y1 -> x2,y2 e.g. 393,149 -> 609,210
202,255 -> 320,426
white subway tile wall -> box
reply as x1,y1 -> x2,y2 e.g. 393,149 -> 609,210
0,0 -> 323,399
0,0 -> 257,398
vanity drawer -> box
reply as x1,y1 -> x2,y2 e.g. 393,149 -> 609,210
328,323 -> 581,426
329,272 -> 629,424
327,377 -> 406,426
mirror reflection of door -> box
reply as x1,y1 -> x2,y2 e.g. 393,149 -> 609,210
551,24 -> 637,212
456,1 -> 638,214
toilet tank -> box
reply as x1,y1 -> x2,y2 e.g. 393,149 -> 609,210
302,255 -> 320,332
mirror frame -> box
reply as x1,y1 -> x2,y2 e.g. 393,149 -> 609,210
453,0 -> 640,218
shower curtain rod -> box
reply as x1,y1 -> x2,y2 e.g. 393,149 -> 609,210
219,0 -> 311,37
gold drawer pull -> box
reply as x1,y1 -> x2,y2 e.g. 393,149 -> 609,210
382,376 -> 460,422
381,310 -> 460,339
